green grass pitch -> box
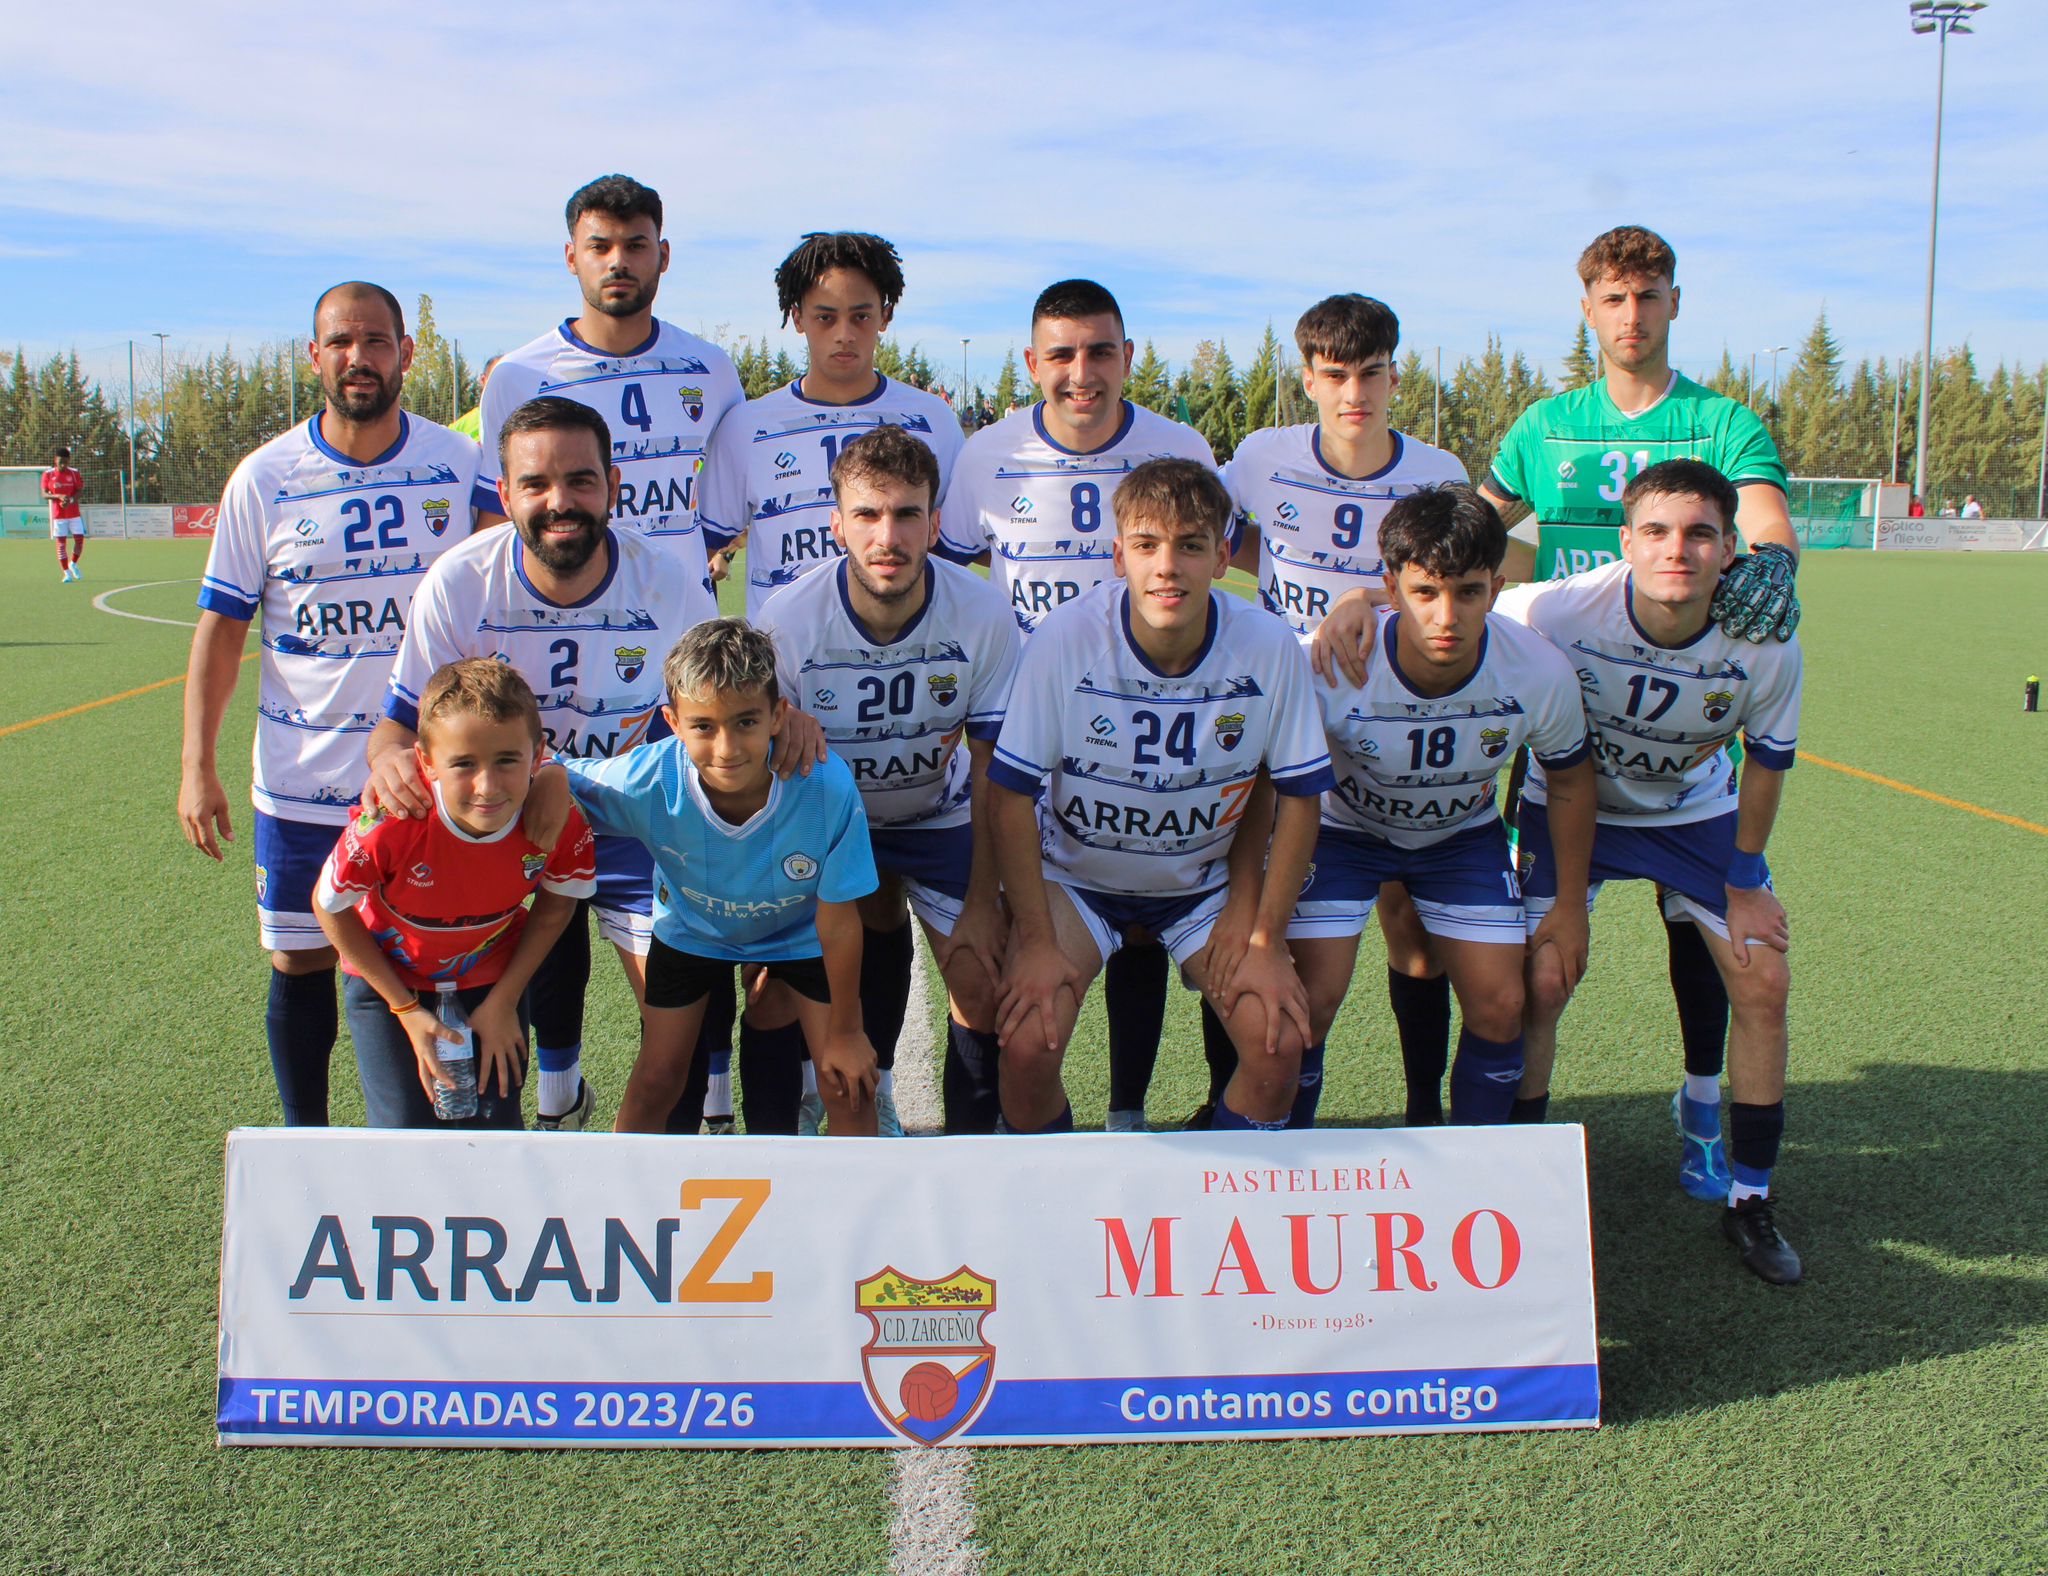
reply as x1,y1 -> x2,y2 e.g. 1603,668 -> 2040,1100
2,539 -> 2044,1573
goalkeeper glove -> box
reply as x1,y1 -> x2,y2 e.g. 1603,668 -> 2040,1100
1710,542 -> 1800,643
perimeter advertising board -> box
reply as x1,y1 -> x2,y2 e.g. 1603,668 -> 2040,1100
218,1128 -> 1599,1449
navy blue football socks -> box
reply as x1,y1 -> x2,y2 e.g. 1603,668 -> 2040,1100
1388,967 -> 1452,1125
943,1022 -> 1002,1134
860,922 -> 915,1071
1449,1027 -> 1525,1125
266,965 -> 335,1127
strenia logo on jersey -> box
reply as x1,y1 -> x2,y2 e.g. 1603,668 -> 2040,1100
1480,727 -> 1510,758
928,673 -> 958,707
1557,460 -> 1576,480
422,498 -> 452,537
1011,496 -> 1033,514
1275,501 -> 1299,523
783,852 -> 818,882
615,647 -> 648,683
1214,713 -> 1246,751
1089,714 -> 1117,738
856,1267 -> 998,1447
774,451 -> 797,471
1702,690 -> 1733,722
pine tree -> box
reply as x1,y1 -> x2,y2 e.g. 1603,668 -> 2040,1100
993,348 -> 1024,414
1562,321 -> 1598,390
1386,349 -> 1436,443
1777,313 -> 1844,475
1127,341 -> 1171,413
1191,340 -> 1242,458
1238,324 -> 1284,439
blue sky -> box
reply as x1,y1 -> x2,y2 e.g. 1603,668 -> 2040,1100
3,0 -> 2043,399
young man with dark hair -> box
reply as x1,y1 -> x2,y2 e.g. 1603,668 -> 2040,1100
939,278 -> 1221,1132
469,174 -> 745,1126
988,458 -> 1333,1135
701,231 -> 964,623
1495,458 -> 1805,1283
43,446 -> 84,582
758,425 -> 1020,1136
1289,485 -> 1595,1127
177,281 -> 485,1125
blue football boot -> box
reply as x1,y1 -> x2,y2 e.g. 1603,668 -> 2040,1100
1671,1087 -> 1732,1203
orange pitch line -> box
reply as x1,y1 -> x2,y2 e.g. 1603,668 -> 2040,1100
1796,750 -> 2048,839
0,652 -> 257,741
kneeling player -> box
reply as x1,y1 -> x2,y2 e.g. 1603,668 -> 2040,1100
759,426 -> 1020,1135
1498,459 -> 1804,1283
1291,486 -> 1595,1127
987,459 -> 1334,1132
557,621 -> 881,1134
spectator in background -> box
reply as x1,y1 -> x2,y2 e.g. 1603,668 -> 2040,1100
1961,495 -> 1984,519
449,355 -> 502,441
1939,499 -> 1958,518
1908,494 -> 1927,518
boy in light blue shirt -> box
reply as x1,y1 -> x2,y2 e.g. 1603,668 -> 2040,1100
559,620 -> 880,1133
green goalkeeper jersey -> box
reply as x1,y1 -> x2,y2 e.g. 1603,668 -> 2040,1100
1487,372 -> 1786,578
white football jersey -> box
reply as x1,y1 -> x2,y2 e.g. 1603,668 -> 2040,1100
386,524 -> 714,761
476,318 -> 743,565
937,400 -> 1217,634
989,583 -> 1333,895
757,559 -> 1020,830
1224,425 -> 1467,638
697,375 -> 965,622
1494,560 -> 1802,826
1319,608 -> 1590,848
198,413 -> 483,825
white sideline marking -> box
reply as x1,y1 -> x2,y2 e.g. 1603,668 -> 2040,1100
885,942 -> 982,1574
92,578 -> 200,628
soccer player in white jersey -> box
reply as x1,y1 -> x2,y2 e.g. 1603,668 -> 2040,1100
940,279 -> 1220,1132
1290,485 -> 1596,1128
363,397 -> 723,1131
988,459 -> 1334,1133
1225,292 -> 1468,1125
700,232 -> 964,622
759,426 -> 1021,1136
178,282 -> 485,1125
1496,459 -> 1805,1283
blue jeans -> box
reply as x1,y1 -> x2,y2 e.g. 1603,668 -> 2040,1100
343,974 -> 527,1130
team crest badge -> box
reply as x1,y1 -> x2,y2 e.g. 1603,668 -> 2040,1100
856,1267 -> 997,1446
1479,727 -> 1509,759
679,385 -> 705,422
1214,712 -> 1246,751
1702,690 -> 1733,723
253,864 -> 268,902
521,853 -> 547,881
928,673 -> 958,707
421,498 -> 452,537
783,852 -> 818,882
615,646 -> 648,683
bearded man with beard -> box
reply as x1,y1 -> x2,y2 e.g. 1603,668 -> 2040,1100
366,397 -> 821,1134
179,281 -> 487,1126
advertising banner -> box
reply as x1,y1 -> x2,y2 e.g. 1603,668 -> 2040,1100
172,504 -> 218,538
218,1127 -> 1599,1449
1876,517 -> 2034,552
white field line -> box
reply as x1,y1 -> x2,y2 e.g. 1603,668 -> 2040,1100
886,940 -> 983,1575
92,578 -> 200,628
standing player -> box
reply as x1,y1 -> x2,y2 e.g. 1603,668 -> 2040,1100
177,282 -> 484,1125
365,396 -> 721,1130
43,448 -> 85,582
1289,485 -> 1595,1127
939,279 -> 1218,1132
1498,460 -> 1804,1283
1225,293 -> 1468,1125
471,174 -> 745,1126
759,426 -> 1021,1135
988,459 -> 1334,1133
700,232 -> 965,621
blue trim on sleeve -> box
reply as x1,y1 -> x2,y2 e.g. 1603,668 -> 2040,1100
1534,738 -> 1591,771
1742,739 -> 1796,770
702,523 -> 738,552
383,693 -> 421,731
931,538 -> 985,567
965,719 -> 1004,742
987,758 -> 1044,800
196,586 -> 258,621
470,480 -> 501,516
1272,763 -> 1337,797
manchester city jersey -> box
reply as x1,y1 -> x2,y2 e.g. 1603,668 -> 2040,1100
1319,609 -> 1589,848
476,318 -> 743,562
1494,560 -> 1802,826
561,740 -> 877,962
1226,424 -> 1466,638
198,412 -> 484,825
758,559 -> 1020,831
989,582 -> 1333,895
937,401 -> 1217,634
697,375 -> 965,622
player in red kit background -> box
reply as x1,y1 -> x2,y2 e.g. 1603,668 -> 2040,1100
43,447 -> 85,582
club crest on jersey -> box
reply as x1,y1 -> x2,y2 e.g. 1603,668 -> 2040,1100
421,498 -> 452,537
928,673 -> 959,707
254,864 -> 268,902
615,646 -> 648,683
521,852 -> 547,881
1702,690 -> 1733,722
1214,712 -> 1246,751
783,852 -> 818,882
855,1267 -> 997,1447
1480,727 -> 1510,759
678,385 -> 705,422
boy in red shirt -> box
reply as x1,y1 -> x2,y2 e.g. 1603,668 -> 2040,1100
316,659 -> 596,1127
42,447 -> 84,583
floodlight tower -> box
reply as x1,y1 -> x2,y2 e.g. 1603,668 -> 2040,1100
1908,0 -> 1985,506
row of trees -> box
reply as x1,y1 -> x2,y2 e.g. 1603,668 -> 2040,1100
4,301 -> 2042,515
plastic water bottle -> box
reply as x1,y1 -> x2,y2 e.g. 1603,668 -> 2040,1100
432,982 -> 478,1121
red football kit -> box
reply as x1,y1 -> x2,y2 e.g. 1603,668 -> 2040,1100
315,789 -> 596,990
43,467 -> 82,522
